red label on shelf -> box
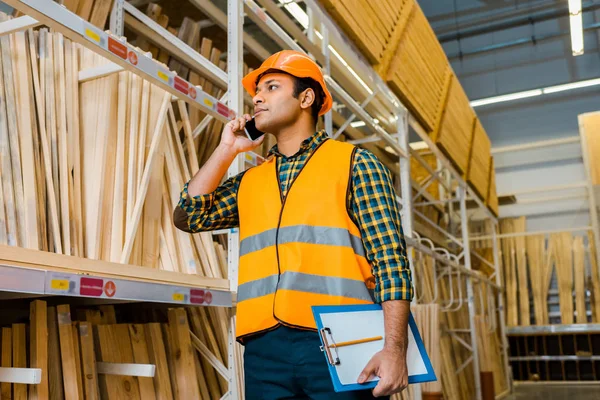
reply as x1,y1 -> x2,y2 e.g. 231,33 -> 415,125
104,281 -> 116,297
108,37 -> 127,59
128,51 -> 138,65
204,291 -> 213,304
217,102 -> 229,117
174,77 -> 189,94
80,277 -> 103,296
190,289 -> 205,304
189,86 -> 197,100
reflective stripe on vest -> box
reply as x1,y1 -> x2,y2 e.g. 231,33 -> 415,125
240,225 -> 365,257
238,272 -> 374,303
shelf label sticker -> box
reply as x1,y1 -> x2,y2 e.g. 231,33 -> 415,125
189,86 -> 197,100
203,98 -> 213,108
128,51 -> 138,66
174,76 -> 189,94
80,277 -> 103,297
51,279 -> 70,291
172,293 -> 185,302
84,27 -> 101,43
204,291 -> 213,305
104,281 -> 116,298
216,102 -> 229,118
108,37 -> 127,60
190,289 -> 205,304
157,70 -> 170,83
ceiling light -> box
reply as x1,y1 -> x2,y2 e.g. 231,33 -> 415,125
568,0 -> 584,56
470,76 -> 600,107
350,121 -> 366,128
542,77 -> 600,94
470,89 -> 543,107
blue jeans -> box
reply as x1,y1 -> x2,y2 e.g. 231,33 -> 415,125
243,325 -> 389,400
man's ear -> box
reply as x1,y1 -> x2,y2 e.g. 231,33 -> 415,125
300,88 -> 315,110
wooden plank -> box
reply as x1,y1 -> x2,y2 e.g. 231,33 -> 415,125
53,33 -> 71,255
89,0 -> 113,28
99,306 -> 117,324
574,236 -> 587,323
12,30 -> 40,250
96,324 -> 141,399
110,71 -> 129,262
76,0 -> 94,21
513,217 -> 529,326
1,327 -> 12,399
56,305 -> 83,400
29,300 -> 49,400
47,307 -> 65,400
526,236 -> 546,325
78,322 -> 99,400
1,32 -> 26,247
71,324 -> 83,398
580,112 -> 600,185
128,324 -> 157,399
589,232 -> 600,323
121,91 -> 170,264
11,324 -> 27,400
168,308 -> 201,400
144,323 -> 174,400
30,28 -> 61,253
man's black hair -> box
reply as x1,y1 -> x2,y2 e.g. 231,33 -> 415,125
256,70 -> 325,124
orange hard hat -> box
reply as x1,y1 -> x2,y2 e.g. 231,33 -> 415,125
242,50 -> 333,116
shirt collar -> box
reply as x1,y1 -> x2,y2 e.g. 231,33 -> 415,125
268,130 -> 329,159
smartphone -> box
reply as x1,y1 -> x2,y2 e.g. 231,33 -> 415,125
244,117 -> 265,141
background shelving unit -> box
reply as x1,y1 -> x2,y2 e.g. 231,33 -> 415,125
0,1 -> 512,399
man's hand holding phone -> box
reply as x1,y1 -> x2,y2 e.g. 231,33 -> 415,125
220,114 -> 265,155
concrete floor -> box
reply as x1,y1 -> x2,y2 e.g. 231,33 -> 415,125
505,384 -> 600,400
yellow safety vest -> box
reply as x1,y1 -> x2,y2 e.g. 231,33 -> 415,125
236,139 -> 375,341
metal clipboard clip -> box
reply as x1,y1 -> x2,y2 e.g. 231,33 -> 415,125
319,327 -> 340,366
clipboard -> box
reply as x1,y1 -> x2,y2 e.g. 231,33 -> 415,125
311,303 -> 437,393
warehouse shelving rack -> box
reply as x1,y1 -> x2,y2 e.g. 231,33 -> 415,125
0,1 -> 511,399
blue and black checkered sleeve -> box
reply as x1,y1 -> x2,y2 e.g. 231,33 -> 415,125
350,148 -> 414,303
175,173 -> 244,233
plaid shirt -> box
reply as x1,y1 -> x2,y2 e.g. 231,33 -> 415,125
177,131 -> 413,303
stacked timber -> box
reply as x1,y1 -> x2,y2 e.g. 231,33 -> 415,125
0,21 -> 233,278
467,120 -> 492,201
499,218 -> 600,326
579,112 -> 600,185
0,299 -> 245,399
17,0 -> 115,28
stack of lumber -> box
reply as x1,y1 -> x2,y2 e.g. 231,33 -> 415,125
318,0 -> 413,66
383,2 -> 450,135
413,304 -> 442,397
403,249 -> 509,399
0,22 -> 232,278
499,218 -> 600,325
410,150 -> 440,201
579,111 -> 600,185
431,74 -> 475,176
467,120 -> 492,201
0,299 -> 245,399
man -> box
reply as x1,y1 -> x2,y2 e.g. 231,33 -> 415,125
174,50 -> 413,399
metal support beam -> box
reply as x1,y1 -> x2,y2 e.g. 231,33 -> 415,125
332,89 -> 378,139
459,186 -> 482,400
109,0 -> 124,37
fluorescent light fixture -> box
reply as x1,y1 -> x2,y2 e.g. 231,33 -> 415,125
542,77 -> 600,94
470,89 -> 543,107
568,0 -> 584,56
568,0 -> 582,14
350,121 -> 366,128
470,76 -> 600,107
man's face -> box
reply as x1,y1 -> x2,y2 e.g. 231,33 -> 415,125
252,72 -> 301,133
